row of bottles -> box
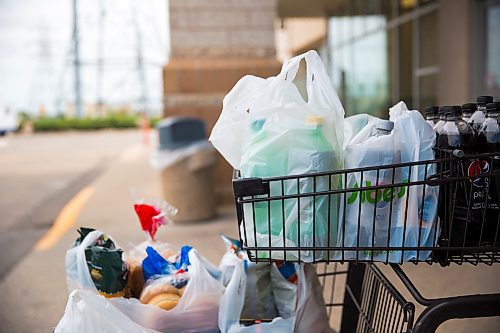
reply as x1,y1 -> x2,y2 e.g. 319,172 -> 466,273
425,96 -> 500,248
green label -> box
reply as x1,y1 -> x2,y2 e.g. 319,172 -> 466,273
347,179 -> 408,205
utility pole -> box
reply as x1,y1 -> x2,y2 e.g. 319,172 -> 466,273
132,0 -> 148,114
72,0 -> 83,118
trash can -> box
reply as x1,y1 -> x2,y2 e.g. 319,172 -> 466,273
152,117 -> 217,222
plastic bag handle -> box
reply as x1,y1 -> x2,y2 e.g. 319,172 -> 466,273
270,51 -> 316,102
270,50 -> 342,110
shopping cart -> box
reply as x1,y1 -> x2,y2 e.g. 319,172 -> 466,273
232,150 -> 500,332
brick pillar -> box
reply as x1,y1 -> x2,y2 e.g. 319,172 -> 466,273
165,0 -> 281,205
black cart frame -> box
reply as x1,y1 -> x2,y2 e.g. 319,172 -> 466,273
233,150 -> 500,332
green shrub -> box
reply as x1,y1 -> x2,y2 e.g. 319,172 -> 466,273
149,116 -> 161,128
33,114 -> 140,132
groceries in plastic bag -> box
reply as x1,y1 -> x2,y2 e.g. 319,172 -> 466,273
139,245 -> 192,311
141,245 -> 191,281
61,228 -> 224,333
390,102 -> 439,260
341,102 -> 439,262
343,113 -> 378,150
218,259 -> 333,333
211,50 -> 345,262
55,290 -> 160,333
124,240 -> 177,298
66,227 -> 128,297
219,234 -> 278,319
140,270 -> 189,311
271,261 -> 298,318
293,264 -> 333,333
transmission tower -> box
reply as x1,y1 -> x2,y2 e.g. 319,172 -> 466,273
57,0 -> 162,116
96,0 -> 107,116
29,22 -> 56,115
131,0 -> 149,114
72,0 -> 83,118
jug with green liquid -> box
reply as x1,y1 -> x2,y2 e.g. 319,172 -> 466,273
240,119 -> 287,239
285,116 -> 339,260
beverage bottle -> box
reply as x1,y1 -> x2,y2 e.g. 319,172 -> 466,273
425,106 -> 439,128
433,107 -> 448,134
478,102 -> 500,146
470,96 -> 494,132
476,101 -> 500,244
286,115 -> 338,259
440,106 -> 477,247
461,103 -> 477,124
441,106 -> 474,149
434,107 -> 449,159
241,119 -> 286,238
351,120 -> 401,259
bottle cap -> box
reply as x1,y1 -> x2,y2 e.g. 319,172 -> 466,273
251,119 -> 265,132
461,103 -> 477,114
486,102 -> 500,114
306,115 -> 324,125
477,96 -> 494,106
374,119 -> 394,132
425,106 -> 439,117
443,105 -> 462,117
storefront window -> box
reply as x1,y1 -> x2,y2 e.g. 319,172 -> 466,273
486,4 -> 500,96
327,0 -> 440,115
328,16 -> 389,117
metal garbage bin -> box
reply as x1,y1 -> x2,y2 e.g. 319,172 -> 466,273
154,117 -> 217,222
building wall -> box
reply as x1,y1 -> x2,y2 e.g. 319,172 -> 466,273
169,0 -> 277,58
438,0 -> 472,105
165,0 -> 281,205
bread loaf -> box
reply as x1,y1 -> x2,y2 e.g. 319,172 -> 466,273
125,263 -> 145,299
148,293 -> 180,311
140,283 -> 179,304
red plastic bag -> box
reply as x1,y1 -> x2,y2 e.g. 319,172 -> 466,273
133,196 -> 178,240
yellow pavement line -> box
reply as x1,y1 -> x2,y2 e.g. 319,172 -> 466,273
34,186 -> 95,251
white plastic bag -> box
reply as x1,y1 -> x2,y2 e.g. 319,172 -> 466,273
219,235 -> 277,319
64,230 -> 224,332
218,259 -> 294,333
55,290 -> 159,333
219,259 -> 333,333
293,264 -> 333,333
342,118 -> 405,262
341,103 -> 439,262
343,113 -> 378,149
389,102 -> 439,261
270,262 -> 297,318
215,50 -> 344,262
65,230 -> 118,293
209,75 -> 272,170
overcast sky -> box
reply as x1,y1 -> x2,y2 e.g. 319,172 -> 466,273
0,0 -> 169,115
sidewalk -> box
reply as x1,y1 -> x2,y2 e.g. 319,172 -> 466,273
0,143 -> 238,332
2,142 -> 500,332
